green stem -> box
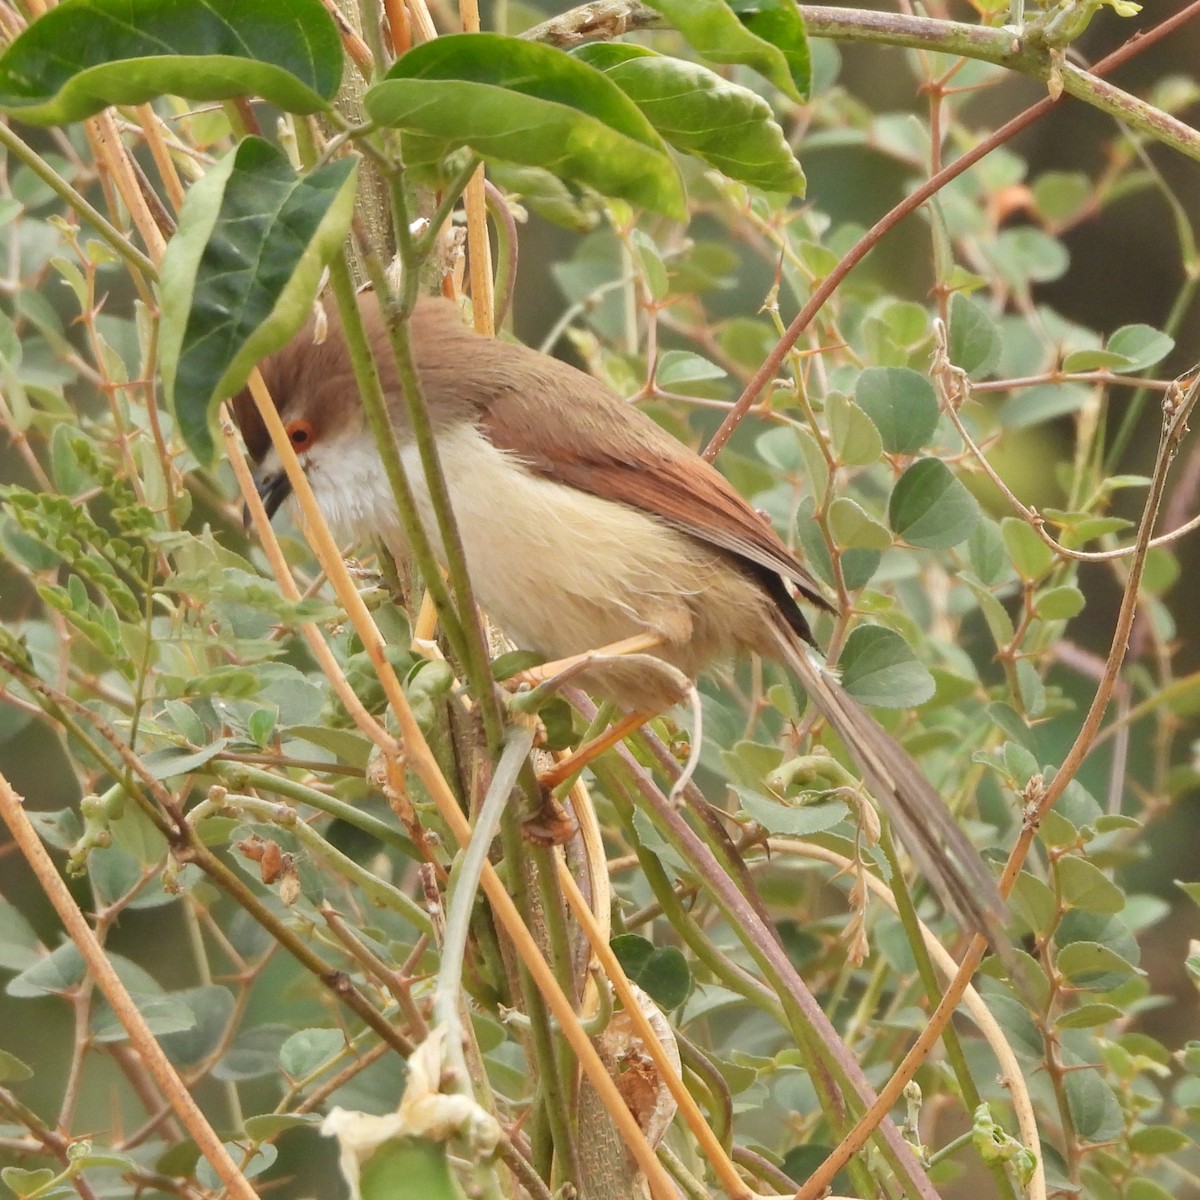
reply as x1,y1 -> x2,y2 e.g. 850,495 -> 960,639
436,724 -> 537,1045
497,805 -> 583,1187
213,761 -> 419,862
375,169 -> 506,748
434,725 -> 535,1200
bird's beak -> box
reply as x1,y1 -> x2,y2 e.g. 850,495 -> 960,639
244,468 -> 293,529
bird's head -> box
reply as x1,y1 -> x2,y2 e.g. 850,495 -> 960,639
230,303 -> 397,544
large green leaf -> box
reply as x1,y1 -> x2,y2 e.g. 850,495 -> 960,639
573,44 -> 804,194
158,137 -> 358,465
641,0 -> 809,101
365,34 -> 685,219
0,0 -> 341,125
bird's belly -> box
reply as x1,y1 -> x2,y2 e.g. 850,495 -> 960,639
400,424 -> 728,668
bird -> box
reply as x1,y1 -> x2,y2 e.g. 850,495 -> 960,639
232,291 -> 1007,945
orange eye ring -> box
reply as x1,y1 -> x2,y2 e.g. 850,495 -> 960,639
285,418 -> 315,450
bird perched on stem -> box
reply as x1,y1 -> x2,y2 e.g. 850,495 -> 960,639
233,291 -> 1007,946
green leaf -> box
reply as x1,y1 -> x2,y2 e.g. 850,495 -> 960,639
854,367 -> 939,454
92,991 -> 197,1042
159,137 -> 358,464
727,0 -> 811,97
781,1146 -> 852,1194
1015,658 -> 1045,716
573,44 -> 805,194
948,292 -> 1001,379
1011,872 -> 1056,935
610,934 -> 692,1009
828,498 -> 891,550
966,519 -> 1009,586
0,0 -> 341,125
214,1024 -> 292,1081
1128,1124 -> 1190,1154
1065,1067 -> 1123,1142
141,739 -> 229,780
985,992 -> 1044,1061
247,705 -> 278,748
642,0 -> 808,101
1061,347 -> 1132,373
157,986 -> 236,1066
1055,940 -> 1137,987
838,624 -> 935,708
993,227 -> 1068,288
0,1049 -> 33,1081
1031,170 -> 1092,223
656,350 -> 727,387
7,943 -> 85,997
733,786 -> 848,836
1107,323 -> 1174,371
1127,1180 -> 1178,1200
1001,516 -> 1055,579
888,458 -> 981,549
1034,585 -> 1085,620
359,1138 -> 465,1200
1055,1003 -> 1121,1029
998,382 -> 1090,430
0,900 -> 44,971
1057,857 -> 1125,915
610,932 -> 654,977
243,1113 -> 322,1140
286,725 -> 374,768
197,1144 -> 276,1190
827,392 -> 882,466
1,1168 -> 57,1197
1044,508 -> 1132,546
280,1027 -> 345,1079
366,35 -> 685,219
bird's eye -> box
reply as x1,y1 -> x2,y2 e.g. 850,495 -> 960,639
286,419 -> 315,450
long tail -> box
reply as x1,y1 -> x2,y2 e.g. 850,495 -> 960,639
776,629 -> 1009,949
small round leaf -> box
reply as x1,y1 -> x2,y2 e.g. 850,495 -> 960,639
854,367 -> 939,454
838,624 -> 935,709
888,458 -> 981,549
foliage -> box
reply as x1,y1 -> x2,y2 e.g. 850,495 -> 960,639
0,1 -> 1199,1199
